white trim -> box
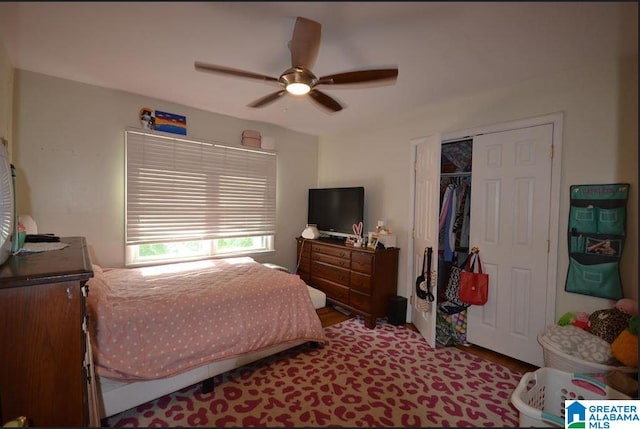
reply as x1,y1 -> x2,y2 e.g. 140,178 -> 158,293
406,137 -> 419,322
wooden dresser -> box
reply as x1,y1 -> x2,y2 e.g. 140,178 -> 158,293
0,237 -> 99,427
296,237 -> 399,328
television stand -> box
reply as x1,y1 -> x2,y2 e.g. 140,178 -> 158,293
296,237 -> 399,328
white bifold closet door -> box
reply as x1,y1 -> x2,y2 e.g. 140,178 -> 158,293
466,124 -> 553,367
410,135 -> 441,348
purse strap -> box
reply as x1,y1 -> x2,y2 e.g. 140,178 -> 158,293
426,247 -> 434,302
465,253 -> 484,274
474,254 -> 483,273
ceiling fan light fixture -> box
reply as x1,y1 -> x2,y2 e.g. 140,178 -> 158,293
286,82 -> 311,95
280,67 -> 316,95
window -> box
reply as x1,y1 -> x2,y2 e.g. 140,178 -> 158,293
125,130 -> 276,266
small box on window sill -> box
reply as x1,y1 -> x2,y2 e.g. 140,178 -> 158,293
242,130 -> 262,148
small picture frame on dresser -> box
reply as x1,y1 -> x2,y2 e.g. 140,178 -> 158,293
367,234 -> 379,249
345,236 -> 357,246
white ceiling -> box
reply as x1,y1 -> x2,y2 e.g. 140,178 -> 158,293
0,2 -> 637,137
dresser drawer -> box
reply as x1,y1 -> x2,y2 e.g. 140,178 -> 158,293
311,277 -> 349,302
350,272 -> 372,293
351,252 -> 374,273
349,290 -> 371,312
313,252 -> 350,269
312,244 -> 351,260
311,261 -> 350,285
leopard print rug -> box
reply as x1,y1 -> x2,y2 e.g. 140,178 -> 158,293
107,317 -> 525,427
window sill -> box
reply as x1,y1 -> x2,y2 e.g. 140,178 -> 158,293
125,249 -> 276,268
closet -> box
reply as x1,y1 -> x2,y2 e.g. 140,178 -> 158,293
435,139 -> 473,345
411,117 -> 560,367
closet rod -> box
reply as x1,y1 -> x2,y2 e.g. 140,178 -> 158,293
441,172 -> 471,177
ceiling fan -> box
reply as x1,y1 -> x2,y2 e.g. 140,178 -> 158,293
194,17 -> 398,112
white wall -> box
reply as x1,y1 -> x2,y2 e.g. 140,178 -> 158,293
12,70 -> 318,270
318,58 -> 638,319
0,39 -> 13,156
9,58 -> 638,320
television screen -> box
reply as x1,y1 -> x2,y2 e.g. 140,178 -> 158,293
308,187 -> 364,238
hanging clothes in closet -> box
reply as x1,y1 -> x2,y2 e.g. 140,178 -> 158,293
438,176 -> 471,262
435,139 -> 473,347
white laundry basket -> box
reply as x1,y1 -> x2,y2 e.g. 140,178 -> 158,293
511,367 -> 629,427
538,332 -> 636,375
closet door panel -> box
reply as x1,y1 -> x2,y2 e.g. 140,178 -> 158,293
481,179 -> 501,244
514,178 -> 535,245
478,261 -> 498,328
467,124 -> 552,367
410,135 -> 441,348
510,267 -> 532,337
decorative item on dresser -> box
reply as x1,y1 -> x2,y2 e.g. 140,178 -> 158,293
297,237 -> 399,328
0,236 -> 99,427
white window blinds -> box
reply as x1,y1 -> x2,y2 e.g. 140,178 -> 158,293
126,130 -> 276,246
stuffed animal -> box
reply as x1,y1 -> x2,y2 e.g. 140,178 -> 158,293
615,298 -> 638,316
611,315 -> 638,368
589,307 -> 631,343
557,311 -> 591,331
558,312 -> 577,326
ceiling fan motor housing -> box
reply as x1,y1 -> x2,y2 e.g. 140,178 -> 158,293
280,67 -> 318,94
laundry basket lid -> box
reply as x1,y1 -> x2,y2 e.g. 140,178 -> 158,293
539,325 -> 611,364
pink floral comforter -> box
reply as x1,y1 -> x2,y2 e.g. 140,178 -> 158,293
86,258 -> 326,381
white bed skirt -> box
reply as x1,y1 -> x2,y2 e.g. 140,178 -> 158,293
97,340 -> 309,418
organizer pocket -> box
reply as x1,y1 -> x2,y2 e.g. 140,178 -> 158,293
570,231 -> 623,257
585,236 -> 622,257
569,233 -> 586,254
569,206 -> 597,233
597,207 -> 625,235
565,255 -> 622,300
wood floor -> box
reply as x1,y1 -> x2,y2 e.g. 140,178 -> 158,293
317,306 -> 538,374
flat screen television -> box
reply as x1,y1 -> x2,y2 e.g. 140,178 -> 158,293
308,187 -> 364,239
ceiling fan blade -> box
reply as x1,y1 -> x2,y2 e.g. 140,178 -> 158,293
247,90 -> 287,108
308,89 -> 343,112
194,62 -> 280,84
317,68 -> 398,85
289,17 -> 321,70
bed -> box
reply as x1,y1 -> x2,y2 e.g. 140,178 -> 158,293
86,257 -> 327,418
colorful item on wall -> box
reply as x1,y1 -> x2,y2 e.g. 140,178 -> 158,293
138,108 -> 187,136
139,107 -> 155,130
155,110 -> 187,135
